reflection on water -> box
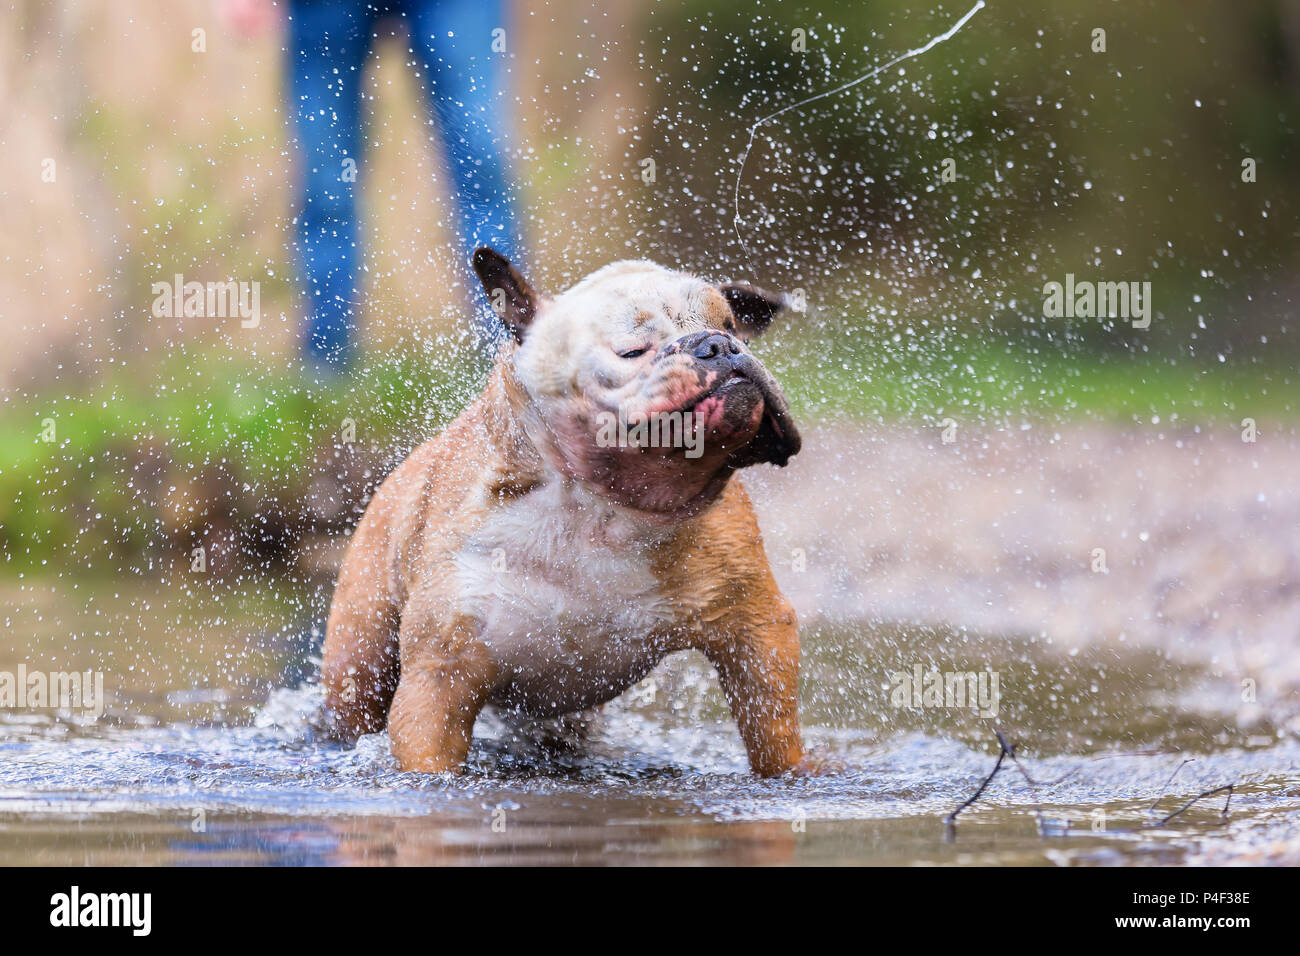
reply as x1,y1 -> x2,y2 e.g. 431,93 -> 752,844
1,577 -> 1297,865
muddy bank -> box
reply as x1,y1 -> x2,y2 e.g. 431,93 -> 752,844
743,421 -> 1300,720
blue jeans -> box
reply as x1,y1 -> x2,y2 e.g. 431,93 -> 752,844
288,0 -> 523,367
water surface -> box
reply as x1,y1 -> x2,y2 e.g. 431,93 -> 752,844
2,577 -> 1297,865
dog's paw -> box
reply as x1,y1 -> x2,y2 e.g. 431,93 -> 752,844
790,749 -> 846,776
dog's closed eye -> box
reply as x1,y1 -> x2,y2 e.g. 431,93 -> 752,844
617,347 -> 650,359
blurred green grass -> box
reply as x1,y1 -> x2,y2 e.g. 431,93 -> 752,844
2,332 -> 1292,574
0,349 -> 474,573
773,335 -> 1297,424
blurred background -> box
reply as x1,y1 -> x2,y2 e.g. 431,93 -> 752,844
1,0 -> 1296,578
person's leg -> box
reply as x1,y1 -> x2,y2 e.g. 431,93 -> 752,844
407,0 -> 525,347
286,0 -> 373,369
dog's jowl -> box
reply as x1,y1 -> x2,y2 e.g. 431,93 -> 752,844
321,247 -> 821,776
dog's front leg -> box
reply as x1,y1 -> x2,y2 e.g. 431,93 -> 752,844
388,613 -> 496,773
703,598 -> 808,777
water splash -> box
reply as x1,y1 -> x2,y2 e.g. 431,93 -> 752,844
732,0 -> 988,259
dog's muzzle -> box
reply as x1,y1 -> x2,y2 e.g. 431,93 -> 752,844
660,330 -> 802,469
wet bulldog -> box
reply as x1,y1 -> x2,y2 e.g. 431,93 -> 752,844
322,248 -> 817,775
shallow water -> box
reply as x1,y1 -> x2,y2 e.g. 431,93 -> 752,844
1,577 -> 1298,865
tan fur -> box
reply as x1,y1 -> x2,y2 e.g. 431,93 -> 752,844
322,257 -> 815,776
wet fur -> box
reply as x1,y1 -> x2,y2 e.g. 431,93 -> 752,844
321,256 -> 811,776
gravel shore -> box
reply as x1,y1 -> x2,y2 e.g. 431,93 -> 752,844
744,421 -> 1300,722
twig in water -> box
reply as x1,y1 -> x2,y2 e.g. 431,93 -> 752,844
946,730 -> 1237,837
1149,757 -> 1196,811
944,730 -> 1009,827
1153,784 -> 1234,827
1001,732 -> 1051,834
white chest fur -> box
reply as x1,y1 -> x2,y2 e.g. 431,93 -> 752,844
453,481 -> 681,715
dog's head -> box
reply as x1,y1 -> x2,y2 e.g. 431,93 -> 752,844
474,247 -> 801,519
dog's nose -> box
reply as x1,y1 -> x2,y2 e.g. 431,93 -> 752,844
692,331 -> 740,361
668,330 -> 741,370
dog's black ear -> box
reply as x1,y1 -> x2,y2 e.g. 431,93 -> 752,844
473,247 -> 537,342
719,282 -> 785,339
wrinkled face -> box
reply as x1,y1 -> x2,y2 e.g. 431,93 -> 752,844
474,250 -> 801,519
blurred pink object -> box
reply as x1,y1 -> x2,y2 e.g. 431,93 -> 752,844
221,0 -> 279,39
